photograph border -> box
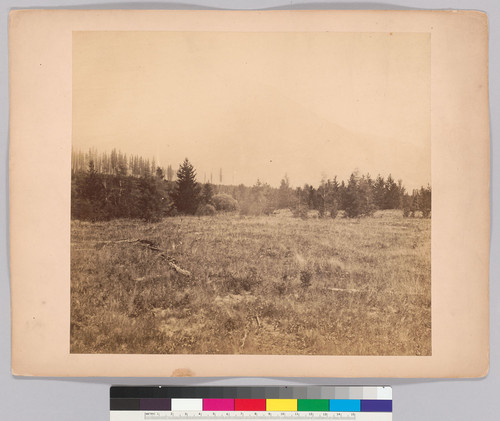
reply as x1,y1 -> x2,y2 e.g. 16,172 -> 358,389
9,9 -> 489,377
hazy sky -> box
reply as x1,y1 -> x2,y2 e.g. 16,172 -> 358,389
73,31 -> 430,190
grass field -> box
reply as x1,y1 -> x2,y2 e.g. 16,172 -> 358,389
70,210 -> 431,355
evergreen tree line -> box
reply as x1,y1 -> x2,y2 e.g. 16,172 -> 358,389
71,160 -> 171,222
72,155 -> 431,222
228,171 -> 431,219
72,148 -> 174,181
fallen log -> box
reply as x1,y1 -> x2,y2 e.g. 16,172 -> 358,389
96,238 -> 191,277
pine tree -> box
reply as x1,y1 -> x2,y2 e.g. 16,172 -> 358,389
358,174 -> 376,216
171,158 -> 201,214
344,172 -> 361,218
373,175 -> 386,209
74,159 -> 106,221
155,166 -> 165,180
201,182 -> 214,205
317,179 -> 328,217
138,174 -> 162,222
397,179 -> 406,210
384,174 -> 400,209
81,160 -> 104,202
278,174 -> 293,209
328,176 -> 340,218
419,185 -> 432,218
166,164 -> 174,182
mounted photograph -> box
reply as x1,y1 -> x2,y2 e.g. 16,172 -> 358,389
70,30 -> 431,356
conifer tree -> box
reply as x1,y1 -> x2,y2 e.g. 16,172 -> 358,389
74,159 -> 106,221
201,182 -> 214,205
155,166 -> 165,180
344,172 -> 361,218
419,185 -> 432,218
384,174 -> 400,209
166,164 -> 174,182
373,175 -> 385,209
358,174 -> 376,216
138,173 -> 162,222
171,158 -> 201,214
278,174 -> 293,209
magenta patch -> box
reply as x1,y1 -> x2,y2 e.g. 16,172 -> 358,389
203,399 -> 235,411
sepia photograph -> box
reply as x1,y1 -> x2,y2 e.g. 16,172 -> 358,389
70,30 -> 431,356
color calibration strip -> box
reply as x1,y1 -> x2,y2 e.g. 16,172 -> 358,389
112,397 -> 391,412
111,387 -> 392,420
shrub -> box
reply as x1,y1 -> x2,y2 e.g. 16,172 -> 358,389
167,206 -> 179,217
222,270 -> 261,294
196,203 -> 216,216
212,194 -> 239,212
329,200 -> 339,218
292,205 -> 309,219
239,201 -> 269,216
300,270 -> 313,288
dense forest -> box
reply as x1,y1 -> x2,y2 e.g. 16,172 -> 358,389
71,149 -> 431,222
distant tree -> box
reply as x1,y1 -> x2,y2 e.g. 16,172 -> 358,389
306,184 -> 319,210
316,177 -> 340,218
402,186 -> 431,218
130,155 -> 139,176
329,199 -> 339,218
238,180 -> 276,215
397,179 -> 406,210
117,158 -> 128,177
155,166 -> 165,180
81,160 -> 102,198
73,159 -> 106,221
110,149 -> 118,174
278,174 -> 293,209
137,174 -> 163,222
344,172 -> 362,218
419,185 -> 432,218
291,186 -> 308,218
166,164 -> 174,182
328,176 -> 340,218
151,158 -> 156,175
358,174 -> 376,216
201,182 -> 214,205
234,183 -> 249,205
384,174 -> 400,209
373,174 -> 385,210
402,193 -> 413,218
339,180 -> 347,210
316,180 -> 327,217
142,158 -> 151,178
171,158 -> 201,214
410,191 -> 420,217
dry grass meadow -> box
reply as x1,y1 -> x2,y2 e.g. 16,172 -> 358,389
70,210 -> 431,356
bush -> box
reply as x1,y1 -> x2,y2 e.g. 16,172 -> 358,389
239,201 -> 272,216
300,269 -> 313,288
195,204 -> 216,216
212,194 -> 239,212
292,205 -> 309,219
329,200 -> 339,218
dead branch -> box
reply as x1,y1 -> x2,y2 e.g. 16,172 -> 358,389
95,238 -> 191,277
240,322 -> 250,350
328,287 -> 361,293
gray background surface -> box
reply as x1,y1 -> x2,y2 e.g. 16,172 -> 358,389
1,0 -> 497,419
